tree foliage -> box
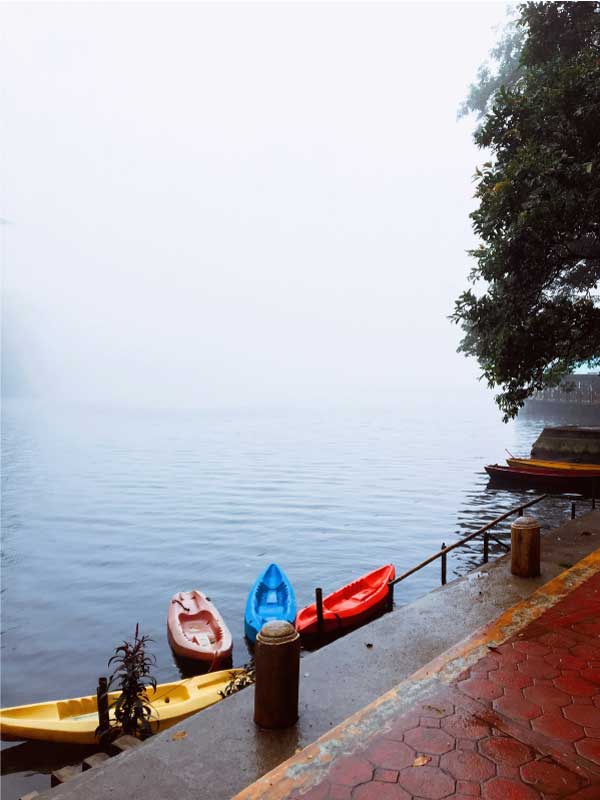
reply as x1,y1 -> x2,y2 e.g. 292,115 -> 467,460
458,7 -> 525,122
453,2 -> 600,420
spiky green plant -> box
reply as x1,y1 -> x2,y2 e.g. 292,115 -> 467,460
106,624 -> 157,739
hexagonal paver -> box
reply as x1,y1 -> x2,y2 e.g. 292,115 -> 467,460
353,783 -> 410,800
326,756 -> 373,787
397,764 -> 454,799
479,736 -> 534,767
364,739 -> 414,771
458,677 -> 503,702
575,738 -> 600,766
564,704 -> 600,727
512,641 -> 550,657
538,631 -> 578,649
440,749 -> 495,782
581,668 -> 600,685
573,620 -> 600,637
403,726 -> 454,755
420,701 -> 454,718
518,658 -> 559,680
572,643 -> 600,661
554,674 -> 597,697
373,768 -> 399,783
482,777 -> 539,800
520,758 -> 584,795
494,645 -> 525,665
531,711 -> 583,742
523,683 -> 571,708
545,652 -> 587,670
475,656 -> 500,673
489,669 -> 532,690
441,713 -> 491,740
493,694 -> 542,722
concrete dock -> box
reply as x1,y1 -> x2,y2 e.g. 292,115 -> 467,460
27,508 -> 600,800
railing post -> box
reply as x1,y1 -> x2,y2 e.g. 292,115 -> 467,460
254,621 -> 300,729
315,587 -> 324,640
387,581 -> 394,612
518,506 -> 524,517
441,543 -> 447,585
571,501 -> 576,520
96,676 -> 109,739
483,531 -> 489,564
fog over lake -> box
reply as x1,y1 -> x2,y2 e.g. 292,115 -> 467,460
2,1 -> 508,410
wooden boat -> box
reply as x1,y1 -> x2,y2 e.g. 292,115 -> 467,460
0,668 -> 245,745
507,457 -> 600,476
296,564 -> 396,637
244,563 -> 296,643
486,464 -> 599,494
167,591 -> 233,663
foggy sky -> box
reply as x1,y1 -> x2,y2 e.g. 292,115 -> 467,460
2,2 -> 507,409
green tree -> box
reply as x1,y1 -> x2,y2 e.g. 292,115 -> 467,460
453,2 -> 600,420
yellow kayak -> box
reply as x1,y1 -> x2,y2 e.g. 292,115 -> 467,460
0,668 -> 245,745
507,457 -> 600,474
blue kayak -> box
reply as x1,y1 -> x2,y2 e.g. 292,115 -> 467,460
244,563 -> 296,643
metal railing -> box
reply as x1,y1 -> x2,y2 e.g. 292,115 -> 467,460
310,493 -> 597,638
386,494 -> 548,606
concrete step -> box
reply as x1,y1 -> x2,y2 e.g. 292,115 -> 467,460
82,752 -> 112,771
108,734 -> 143,756
50,765 -> 81,787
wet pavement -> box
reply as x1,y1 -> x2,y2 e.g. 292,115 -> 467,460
236,553 -> 600,799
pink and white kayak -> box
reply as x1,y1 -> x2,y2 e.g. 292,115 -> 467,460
167,591 -> 233,663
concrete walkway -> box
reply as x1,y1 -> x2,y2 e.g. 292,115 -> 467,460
235,549 -> 600,800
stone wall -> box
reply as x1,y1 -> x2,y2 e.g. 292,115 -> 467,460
531,426 -> 600,464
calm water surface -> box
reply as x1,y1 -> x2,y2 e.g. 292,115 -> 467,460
0,396 -> 593,795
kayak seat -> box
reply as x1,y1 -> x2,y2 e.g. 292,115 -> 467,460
259,604 -> 284,618
351,589 -> 372,602
266,589 -> 279,605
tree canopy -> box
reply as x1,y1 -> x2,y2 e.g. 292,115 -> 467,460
452,2 -> 600,420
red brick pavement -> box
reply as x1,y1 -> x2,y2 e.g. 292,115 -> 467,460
289,571 -> 600,800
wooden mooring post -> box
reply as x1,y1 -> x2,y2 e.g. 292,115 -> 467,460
254,621 -> 300,729
387,581 -> 394,612
511,516 -> 540,578
315,587 -> 324,639
96,677 -> 109,738
441,543 -> 447,585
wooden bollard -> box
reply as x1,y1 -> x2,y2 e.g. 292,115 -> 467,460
511,515 -> 541,578
254,620 -> 300,729
96,677 -> 109,738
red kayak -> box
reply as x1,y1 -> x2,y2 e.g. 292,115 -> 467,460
296,564 -> 395,636
167,591 -> 233,663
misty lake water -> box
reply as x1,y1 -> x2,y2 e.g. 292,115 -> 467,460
0,395 -> 596,794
